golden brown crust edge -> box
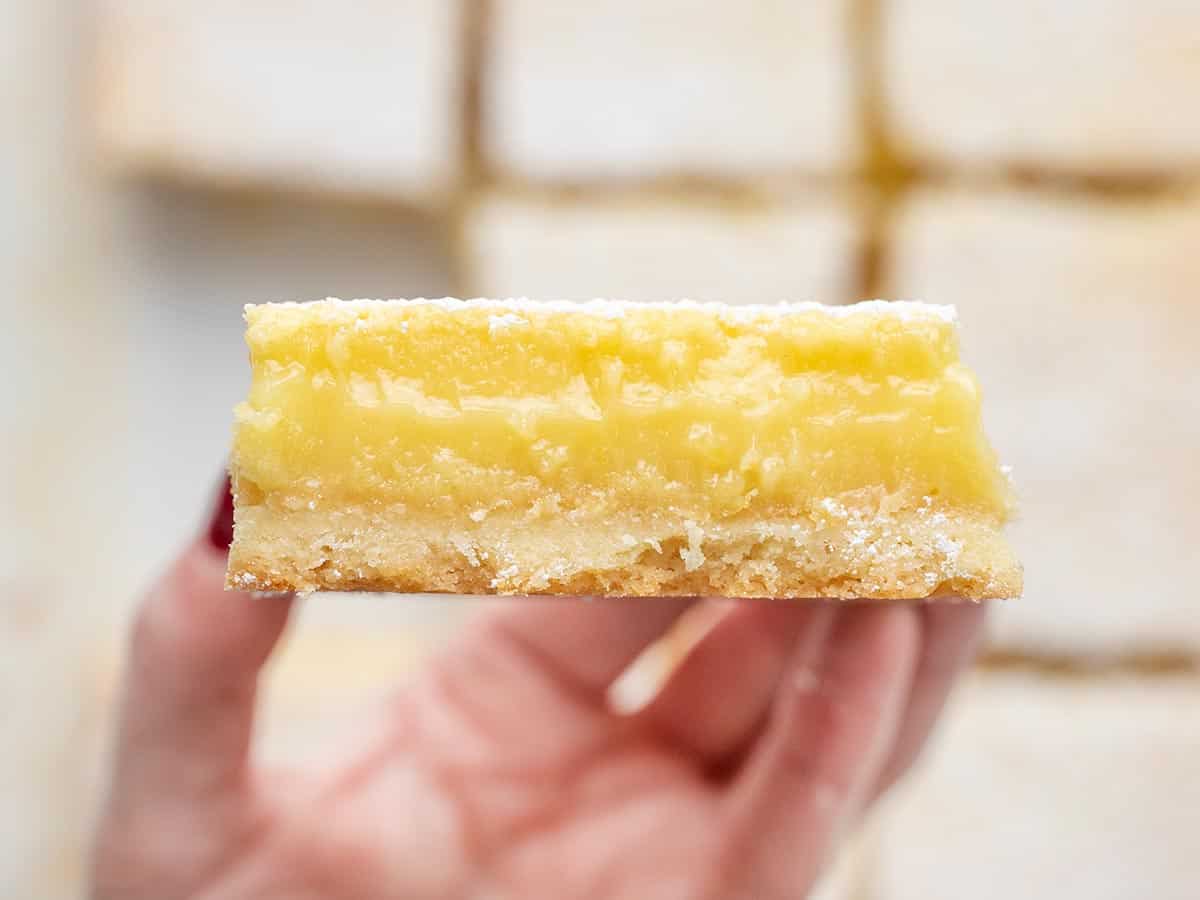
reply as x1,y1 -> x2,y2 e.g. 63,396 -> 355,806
227,490 -> 1022,601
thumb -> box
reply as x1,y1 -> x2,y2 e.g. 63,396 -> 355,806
101,476 -> 292,832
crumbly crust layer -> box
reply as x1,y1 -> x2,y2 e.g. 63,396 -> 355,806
227,482 -> 1021,599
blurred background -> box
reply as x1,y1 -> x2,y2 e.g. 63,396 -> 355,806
3,1 -> 1198,897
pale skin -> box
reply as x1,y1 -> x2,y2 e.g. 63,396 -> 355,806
90,484 -> 985,900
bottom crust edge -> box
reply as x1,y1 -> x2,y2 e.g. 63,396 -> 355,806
227,496 -> 1022,601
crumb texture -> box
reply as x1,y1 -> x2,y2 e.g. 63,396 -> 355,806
228,496 -> 1020,599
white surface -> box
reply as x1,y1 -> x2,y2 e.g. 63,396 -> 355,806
888,187 -> 1200,655
885,0 -> 1200,171
96,0 -> 463,201
875,673 -> 1200,900
486,0 -> 859,179
466,192 -> 863,305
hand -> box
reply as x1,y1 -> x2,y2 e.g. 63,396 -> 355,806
90,480 -> 985,900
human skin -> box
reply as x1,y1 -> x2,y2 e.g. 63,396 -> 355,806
89,479 -> 985,900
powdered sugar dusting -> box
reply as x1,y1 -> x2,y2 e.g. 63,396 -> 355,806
681,519 -> 707,571
248,297 -> 957,324
490,564 -> 519,588
933,534 -> 963,564
487,312 -> 528,335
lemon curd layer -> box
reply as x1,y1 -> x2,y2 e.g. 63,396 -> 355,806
228,298 -> 1021,599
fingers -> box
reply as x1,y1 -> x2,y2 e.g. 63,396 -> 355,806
105,479 -> 293,824
869,601 -> 986,800
720,606 -> 919,893
421,596 -> 699,761
470,595 -> 698,704
633,602 -> 836,767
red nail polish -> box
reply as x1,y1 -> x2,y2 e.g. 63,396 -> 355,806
207,475 -> 235,553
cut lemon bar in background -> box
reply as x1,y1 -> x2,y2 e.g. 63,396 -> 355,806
227,298 -> 1020,599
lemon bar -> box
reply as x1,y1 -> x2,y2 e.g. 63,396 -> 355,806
97,0 -> 460,200
887,0 -> 1200,173
874,675 -> 1200,900
227,298 -> 1021,598
487,0 -> 856,178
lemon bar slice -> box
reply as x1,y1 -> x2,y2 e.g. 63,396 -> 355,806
227,298 -> 1021,599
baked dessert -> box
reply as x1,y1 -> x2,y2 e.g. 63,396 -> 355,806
886,0 -> 1200,173
486,0 -> 857,178
96,0 -> 459,201
465,190 -> 860,308
873,673 -> 1200,900
226,298 -> 1020,598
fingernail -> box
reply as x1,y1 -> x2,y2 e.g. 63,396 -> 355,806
207,474 -> 235,553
